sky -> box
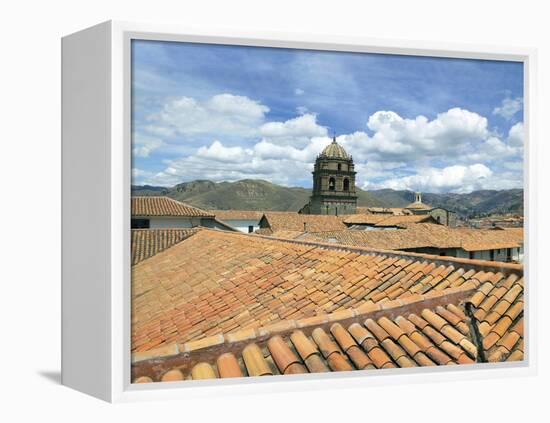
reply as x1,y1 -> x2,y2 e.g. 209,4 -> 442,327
131,40 -> 524,193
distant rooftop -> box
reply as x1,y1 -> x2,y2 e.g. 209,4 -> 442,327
303,223 -> 524,252
132,196 -> 214,217
259,212 -> 348,234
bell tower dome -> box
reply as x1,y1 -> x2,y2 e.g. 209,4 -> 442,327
304,136 -> 357,215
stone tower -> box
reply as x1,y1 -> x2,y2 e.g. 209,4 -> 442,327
304,137 -> 357,215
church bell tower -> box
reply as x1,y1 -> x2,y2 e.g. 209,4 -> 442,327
305,136 -> 357,215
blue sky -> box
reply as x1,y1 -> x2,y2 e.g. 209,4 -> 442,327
132,39 -> 524,193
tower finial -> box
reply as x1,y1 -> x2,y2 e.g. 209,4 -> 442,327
332,130 -> 337,143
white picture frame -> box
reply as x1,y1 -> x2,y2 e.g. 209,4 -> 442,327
61,20 -> 538,403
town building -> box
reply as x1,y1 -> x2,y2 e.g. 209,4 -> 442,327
130,228 -> 523,382
131,196 -> 235,231
404,192 -> 457,227
299,137 -> 357,216
257,212 -> 347,237
210,210 -> 264,233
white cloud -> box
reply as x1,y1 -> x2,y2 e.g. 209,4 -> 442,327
294,88 -> 305,96
196,140 -> 252,163
296,106 -> 309,115
132,134 -> 163,158
508,122 -> 524,147
372,164 -> 493,193
133,96 -> 523,193
493,97 -> 523,120
132,168 -> 156,184
145,93 -> 269,138
259,113 -> 327,147
340,108 -> 489,162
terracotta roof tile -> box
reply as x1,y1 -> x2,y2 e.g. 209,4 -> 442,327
267,335 -> 304,374
132,196 -> 213,217
290,330 -> 319,361
191,362 -> 217,380
216,353 -> 244,378
160,369 -> 184,382
242,344 -> 272,376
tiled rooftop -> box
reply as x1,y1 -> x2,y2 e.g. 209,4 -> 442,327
132,196 -> 214,217
131,272 -> 524,382
344,214 -> 435,227
131,228 -> 200,265
303,223 -> 524,252
259,213 -> 347,234
211,210 -> 265,221
131,229 -> 523,357
356,207 -> 412,216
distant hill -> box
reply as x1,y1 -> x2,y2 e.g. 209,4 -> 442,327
132,180 -> 523,217
132,179 -> 386,211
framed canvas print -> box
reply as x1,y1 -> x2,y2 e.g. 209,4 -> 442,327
61,21 -> 537,402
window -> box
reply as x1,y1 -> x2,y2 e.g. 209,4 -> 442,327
337,163 -> 342,171
132,218 -> 150,229
469,251 -> 474,260
343,178 -> 350,191
329,177 -> 336,191
490,249 -> 495,261
248,225 -> 254,233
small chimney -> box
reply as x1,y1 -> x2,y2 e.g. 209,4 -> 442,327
415,192 -> 422,203
303,222 -> 307,232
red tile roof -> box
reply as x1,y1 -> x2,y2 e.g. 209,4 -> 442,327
374,215 -> 436,227
131,273 -> 524,382
132,196 -> 214,217
211,210 -> 265,221
304,223 -> 523,252
356,207 -> 412,216
131,229 -> 200,265
259,213 -> 347,234
131,229 -> 523,356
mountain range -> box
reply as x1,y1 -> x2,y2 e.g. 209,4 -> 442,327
132,179 -> 523,218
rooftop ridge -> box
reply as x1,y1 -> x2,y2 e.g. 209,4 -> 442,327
249,231 -> 523,275
132,196 -> 215,217
132,284 -> 478,364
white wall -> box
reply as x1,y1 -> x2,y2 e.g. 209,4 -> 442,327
222,219 -> 260,233
456,248 -> 521,263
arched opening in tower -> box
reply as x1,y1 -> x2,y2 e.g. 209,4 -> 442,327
329,177 -> 336,191
343,178 -> 350,191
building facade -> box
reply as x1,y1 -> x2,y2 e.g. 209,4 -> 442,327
301,137 -> 357,215
405,192 -> 457,227
131,196 -> 235,231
